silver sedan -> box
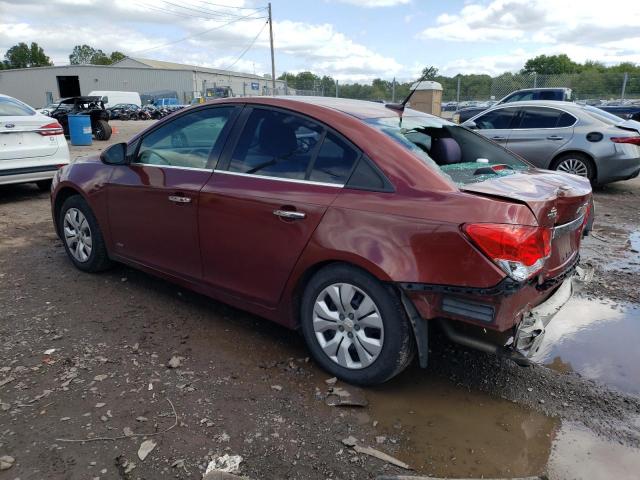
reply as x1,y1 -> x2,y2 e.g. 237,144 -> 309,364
463,100 -> 640,185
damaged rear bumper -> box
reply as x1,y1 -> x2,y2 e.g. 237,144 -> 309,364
400,264 -> 592,367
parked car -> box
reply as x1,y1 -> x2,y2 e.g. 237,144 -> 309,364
51,97 -> 594,385
49,96 -> 112,140
88,90 -> 141,108
453,88 -> 573,124
598,104 -> 640,122
464,100 -> 640,185
0,93 -> 69,190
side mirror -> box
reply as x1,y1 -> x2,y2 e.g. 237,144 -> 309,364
100,142 -> 129,165
101,96 -> 109,104
465,121 -> 478,129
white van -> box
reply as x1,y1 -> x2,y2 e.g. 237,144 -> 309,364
88,91 -> 141,108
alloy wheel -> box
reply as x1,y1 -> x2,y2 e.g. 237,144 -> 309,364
312,283 -> 384,370
556,158 -> 589,177
63,208 -> 92,262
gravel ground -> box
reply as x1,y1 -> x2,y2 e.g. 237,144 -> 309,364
0,120 -> 639,479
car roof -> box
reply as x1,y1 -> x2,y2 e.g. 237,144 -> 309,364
225,95 -> 433,120
483,100 -> 581,110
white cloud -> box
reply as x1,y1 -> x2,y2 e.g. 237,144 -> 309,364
419,0 -> 640,45
0,0 -> 406,82
332,0 -> 411,7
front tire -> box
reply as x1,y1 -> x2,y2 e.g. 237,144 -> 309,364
300,264 -> 416,385
59,195 -> 112,272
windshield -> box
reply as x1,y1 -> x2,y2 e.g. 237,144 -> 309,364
0,96 -> 35,116
583,105 -> 623,125
367,115 -> 530,185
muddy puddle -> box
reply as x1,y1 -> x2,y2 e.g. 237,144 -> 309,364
364,368 -> 558,478
547,421 -> 640,479
602,230 -> 640,273
533,296 -> 640,395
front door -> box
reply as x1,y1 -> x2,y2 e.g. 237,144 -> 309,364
106,105 -> 240,279
506,106 -> 575,168
199,106 -> 360,308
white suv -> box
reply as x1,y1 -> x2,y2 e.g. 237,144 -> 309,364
1,93 -> 70,190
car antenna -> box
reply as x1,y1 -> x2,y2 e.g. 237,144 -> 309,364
385,74 -> 428,125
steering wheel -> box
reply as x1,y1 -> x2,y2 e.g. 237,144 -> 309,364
139,149 -> 171,166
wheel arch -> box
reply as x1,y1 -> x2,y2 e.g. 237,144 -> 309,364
53,185 -> 86,237
550,149 -> 598,181
287,258 -> 392,330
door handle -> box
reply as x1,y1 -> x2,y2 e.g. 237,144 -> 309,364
168,195 -> 191,204
547,135 -> 564,140
273,209 -> 306,220
491,136 -> 506,141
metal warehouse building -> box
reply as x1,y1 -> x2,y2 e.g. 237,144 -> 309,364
0,56 -> 290,108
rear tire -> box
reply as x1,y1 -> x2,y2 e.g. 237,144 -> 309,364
94,120 -> 112,141
300,264 -> 416,385
59,195 -> 112,273
551,153 -> 595,183
36,179 -> 52,192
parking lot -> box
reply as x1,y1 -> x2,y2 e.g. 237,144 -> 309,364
0,120 -> 638,479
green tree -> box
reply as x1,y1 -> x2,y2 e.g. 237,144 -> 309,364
3,42 -> 52,68
110,51 -> 126,63
69,45 -> 127,65
421,66 -> 439,80
69,44 -> 97,64
520,54 -> 580,75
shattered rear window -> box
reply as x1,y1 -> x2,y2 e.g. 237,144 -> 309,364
367,115 -> 531,186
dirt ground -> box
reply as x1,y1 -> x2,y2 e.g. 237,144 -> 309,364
1,121 -> 639,480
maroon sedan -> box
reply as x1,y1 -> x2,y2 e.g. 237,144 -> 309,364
51,97 -> 592,385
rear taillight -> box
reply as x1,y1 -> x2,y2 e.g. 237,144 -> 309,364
611,136 -> 640,145
38,122 -> 64,136
463,223 -> 552,281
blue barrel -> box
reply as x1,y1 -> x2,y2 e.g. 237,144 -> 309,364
68,114 -> 92,146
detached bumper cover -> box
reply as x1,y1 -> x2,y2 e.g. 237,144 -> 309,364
513,264 -> 591,358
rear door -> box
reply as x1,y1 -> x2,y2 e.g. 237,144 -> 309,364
0,97 -> 59,162
506,106 -> 575,168
199,106 -> 360,308
470,106 -> 519,146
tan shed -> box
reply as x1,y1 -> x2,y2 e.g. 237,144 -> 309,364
408,81 -> 443,116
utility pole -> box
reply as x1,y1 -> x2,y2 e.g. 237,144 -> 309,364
392,77 -> 396,103
268,3 -> 276,96
456,76 -> 461,104
621,72 -> 628,101
335,79 -> 339,98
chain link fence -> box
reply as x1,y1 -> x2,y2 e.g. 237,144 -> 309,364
267,72 -> 640,110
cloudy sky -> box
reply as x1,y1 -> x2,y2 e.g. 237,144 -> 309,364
1,0 -> 639,82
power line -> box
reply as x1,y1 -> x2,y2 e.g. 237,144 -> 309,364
161,1 -> 266,20
142,1 -> 265,21
195,0 -> 265,10
131,10 -> 268,54
221,20 -> 268,71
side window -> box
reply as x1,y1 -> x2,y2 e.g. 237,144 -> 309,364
518,107 -> 567,129
474,108 -> 518,129
308,132 -> 359,184
137,106 -> 235,169
557,112 -> 577,127
539,90 -> 558,100
229,109 -> 323,180
503,92 -> 533,103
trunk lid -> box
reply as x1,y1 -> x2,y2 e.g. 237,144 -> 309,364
461,169 -> 592,279
0,115 -> 60,160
